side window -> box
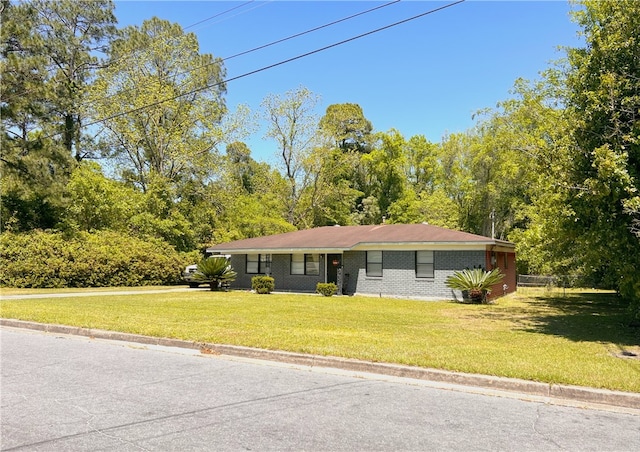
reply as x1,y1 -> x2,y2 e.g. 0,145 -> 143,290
416,251 -> 434,278
366,251 -> 383,277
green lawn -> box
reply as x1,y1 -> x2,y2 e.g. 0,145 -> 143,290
1,287 -> 639,392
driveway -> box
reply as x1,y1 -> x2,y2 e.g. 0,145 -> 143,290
2,327 -> 639,451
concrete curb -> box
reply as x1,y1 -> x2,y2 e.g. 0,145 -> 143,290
2,318 -> 639,410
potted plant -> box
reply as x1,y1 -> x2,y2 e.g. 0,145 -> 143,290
445,268 -> 505,303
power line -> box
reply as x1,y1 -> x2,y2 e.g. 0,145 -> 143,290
223,0 -> 401,62
83,0 -> 401,111
47,0 -> 468,138
183,0 -> 256,30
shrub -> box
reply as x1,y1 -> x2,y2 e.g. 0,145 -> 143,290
445,268 -> 505,303
251,276 -> 274,294
193,256 -> 237,291
316,282 -> 337,297
0,230 -> 190,288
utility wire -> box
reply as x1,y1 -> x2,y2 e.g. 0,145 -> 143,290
183,0 -> 256,30
10,1 -> 261,99
52,0 -> 467,136
83,0 -> 401,109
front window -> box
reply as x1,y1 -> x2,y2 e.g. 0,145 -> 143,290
416,251 -> 434,278
291,254 -> 319,275
305,254 -> 320,275
247,254 -> 271,274
366,251 -> 383,277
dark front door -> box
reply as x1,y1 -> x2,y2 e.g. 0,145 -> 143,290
327,254 -> 342,285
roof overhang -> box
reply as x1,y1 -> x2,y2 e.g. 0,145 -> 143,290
209,242 -> 515,255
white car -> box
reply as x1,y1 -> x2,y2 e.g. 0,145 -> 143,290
182,264 -> 202,288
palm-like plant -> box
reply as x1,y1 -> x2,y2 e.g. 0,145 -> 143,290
445,268 -> 505,303
193,256 -> 237,291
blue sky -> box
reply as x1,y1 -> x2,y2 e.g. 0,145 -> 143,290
113,0 -> 584,163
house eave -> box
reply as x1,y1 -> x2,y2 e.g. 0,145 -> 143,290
209,241 -> 515,255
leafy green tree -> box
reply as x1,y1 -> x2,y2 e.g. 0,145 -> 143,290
63,161 -> 142,232
262,86 -> 320,226
319,103 -> 373,153
558,0 -> 640,303
1,0 -> 115,231
360,129 -> 408,222
90,17 -> 226,191
31,0 -> 117,160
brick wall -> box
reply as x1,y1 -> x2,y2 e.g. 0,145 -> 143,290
230,250 -> 496,300
345,250 -> 486,300
229,254 -> 324,292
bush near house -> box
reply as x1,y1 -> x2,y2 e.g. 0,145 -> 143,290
0,230 -> 194,288
445,268 -> 505,303
316,282 -> 337,297
193,256 -> 237,291
251,276 -> 275,294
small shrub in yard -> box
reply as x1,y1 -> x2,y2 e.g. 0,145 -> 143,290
316,282 -> 337,297
252,276 -> 274,294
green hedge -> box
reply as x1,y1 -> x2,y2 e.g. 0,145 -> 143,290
316,282 -> 337,297
251,275 -> 275,294
0,230 -> 195,288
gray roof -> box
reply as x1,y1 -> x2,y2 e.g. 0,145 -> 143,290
208,224 -> 514,253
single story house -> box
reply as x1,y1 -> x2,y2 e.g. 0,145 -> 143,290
207,223 -> 516,301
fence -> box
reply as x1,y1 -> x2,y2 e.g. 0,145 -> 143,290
517,274 -> 585,296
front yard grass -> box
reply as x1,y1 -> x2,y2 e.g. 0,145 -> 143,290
1,287 -> 639,392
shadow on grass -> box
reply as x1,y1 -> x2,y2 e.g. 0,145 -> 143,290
516,292 -> 640,346
477,291 -> 640,347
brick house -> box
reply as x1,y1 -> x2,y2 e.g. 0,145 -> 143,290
207,223 -> 516,301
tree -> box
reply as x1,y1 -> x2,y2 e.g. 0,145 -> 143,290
319,103 -> 373,153
560,0 -> 640,303
90,17 -> 227,191
31,0 -> 117,161
262,86 -> 320,226
1,0 -> 116,231
62,161 -> 142,232
360,129 -> 408,222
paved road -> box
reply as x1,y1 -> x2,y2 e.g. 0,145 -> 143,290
1,327 -> 639,451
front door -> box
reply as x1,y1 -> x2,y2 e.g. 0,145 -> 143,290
327,254 -> 342,285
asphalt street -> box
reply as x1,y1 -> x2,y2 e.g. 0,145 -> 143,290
1,327 -> 639,451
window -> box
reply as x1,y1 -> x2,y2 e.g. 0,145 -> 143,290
503,253 -> 508,269
291,254 -> 320,275
416,251 -> 434,278
247,254 -> 271,274
366,251 -> 383,277
305,254 -> 319,276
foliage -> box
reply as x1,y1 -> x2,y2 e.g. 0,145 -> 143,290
512,0 -> 640,313
0,230 -> 189,288
319,103 -> 373,153
251,276 -> 275,294
90,16 -> 226,191
193,256 -> 237,291
262,86 -> 320,226
316,282 -> 337,297
445,268 -> 505,303
62,161 -> 142,232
